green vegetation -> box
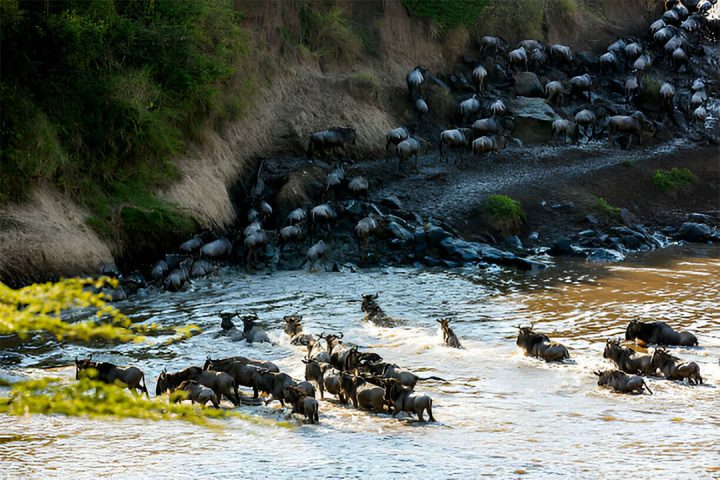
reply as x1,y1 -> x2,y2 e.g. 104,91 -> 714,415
484,194 -> 525,233
594,196 -> 621,219
0,277 -> 140,342
0,377 -> 290,428
1,0 -> 250,243
652,167 -> 697,193
638,76 -> 663,108
300,5 -> 363,62
401,0 -> 491,29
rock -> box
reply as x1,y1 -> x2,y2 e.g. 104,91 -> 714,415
504,235 -> 524,250
528,231 -> 540,241
414,228 -> 428,256
622,235 -> 643,249
151,260 -> 169,280
426,226 -> 450,247
100,262 -> 120,277
388,221 -> 414,242
474,243 -> 521,264
381,195 -> 403,210
507,97 -> 561,144
439,237 -> 480,262
620,208 -> 639,227
675,222 -> 713,242
686,212 -> 714,224
578,229 -> 596,237
587,248 -> 625,263
549,238 -> 585,257
513,72 -> 544,97
585,214 -> 599,225
102,287 -> 127,302
551,202 -> 574,211
200,238 -> 232,258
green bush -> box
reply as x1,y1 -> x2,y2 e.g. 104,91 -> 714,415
484,194 -> 525,233
0,0 -> 249,242
300,5 -> 363,62
401,0 -> 490,29
652,167 -> 697,193
594,196 -> 620,219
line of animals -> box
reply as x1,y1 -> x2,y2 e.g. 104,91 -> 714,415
306,0 -> 716,170
72,294 -> 706,426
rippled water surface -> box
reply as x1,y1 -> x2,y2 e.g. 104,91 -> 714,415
1,244 -> 719,478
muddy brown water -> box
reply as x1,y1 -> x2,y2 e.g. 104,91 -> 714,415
1,243 -> 719,478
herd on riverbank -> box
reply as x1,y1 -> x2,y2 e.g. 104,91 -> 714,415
72,295 -> 706,425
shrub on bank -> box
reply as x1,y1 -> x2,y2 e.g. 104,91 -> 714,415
652,168 -> 697,193
484,194 -> 525,234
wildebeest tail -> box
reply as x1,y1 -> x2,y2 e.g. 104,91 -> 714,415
643,380 -> 653,395
140,374 -> 149,397
314,402 -> 319,423
427,397 -> 436,422
416,376 -> 447,382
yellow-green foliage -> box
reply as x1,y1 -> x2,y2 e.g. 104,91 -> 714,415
0,377 -> 291,429
652,167 -> 697,193
0,277 -> 143,342
484,194 -> 525,234
594,196 -> 621,219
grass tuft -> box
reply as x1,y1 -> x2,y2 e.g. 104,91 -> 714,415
652,167 -> 697,193
484,194 -> 525,233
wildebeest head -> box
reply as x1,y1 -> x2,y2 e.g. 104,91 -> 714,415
437,318 -> 452,333
516,324 -> 546,350
240,313 -> 260,333
625,319 -> 643,341
319,332 -> 343,352
74,357 -> 97,380
603,338 -> 622,360
283,315 -> 303,336
156,369 -> 169,396
361,293 -> 381,314
219,311 -> 237,331
650,348 -> 677,369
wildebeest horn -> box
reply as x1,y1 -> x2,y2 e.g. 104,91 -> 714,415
337,332 -> 344,339
373,293 -> 379,299
318,332 -> 326,339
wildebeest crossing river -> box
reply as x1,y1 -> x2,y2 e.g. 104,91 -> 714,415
1,244 -> 719,478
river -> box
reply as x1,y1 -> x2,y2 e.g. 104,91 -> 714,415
1,243 -> 719,478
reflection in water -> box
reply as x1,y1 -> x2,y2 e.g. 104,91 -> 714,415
1,244 -> 718,477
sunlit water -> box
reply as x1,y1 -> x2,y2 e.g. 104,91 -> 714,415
1,244 -> 719,478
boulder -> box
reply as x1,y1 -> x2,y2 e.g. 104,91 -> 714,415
587,248 -> 625,263
549,238 -> 585,257
381,195 -> 403,210
439,238 -> 480,262
426,226 -> 450,247
388,221 -> 414,242
675,222 -> 713,242
507,97 -> 560,144
513,72 -> 544,97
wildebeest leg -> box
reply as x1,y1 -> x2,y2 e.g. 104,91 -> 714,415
427,399 -> 436,422
417,409 -> 424,422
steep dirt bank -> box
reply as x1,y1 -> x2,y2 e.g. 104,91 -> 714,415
0,0 -> 682,284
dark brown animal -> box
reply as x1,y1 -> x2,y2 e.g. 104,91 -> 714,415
75,358 -> 148,396
437,318 -> 462,348
595,370 -> 653,395
651,349 -> 703,384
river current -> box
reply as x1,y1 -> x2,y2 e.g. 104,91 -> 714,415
1,244 -> 718,478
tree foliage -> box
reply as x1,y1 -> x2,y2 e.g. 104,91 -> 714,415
0,277 -> 143,342
0,377 -> 291,429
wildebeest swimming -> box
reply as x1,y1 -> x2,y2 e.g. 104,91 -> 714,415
156,366 -> 240,406
515,325 -> 570,362
361,293 -> 395,326
437,318 -> 462,349
595,370 -> 653,395
603,339 -> 655,376
384,379 -> 436,422
651,348 -> 703,384
625,320 -> 698,346
75,358 -> 148,396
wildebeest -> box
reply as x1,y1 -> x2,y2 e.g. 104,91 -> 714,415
437,318 -> 462,349
179,235 -> 203,253
570,74 -> 592,102
203,356 -> 279,373
632,54 -> 652,72
156,366 -> 239,405
602,339 -> 655,375
174,380 -> 219,408
690,89 -> 707,109
672,47 -> 687,69
471,135 -> 503,157
279,225 -> 304,254
318,332 -> 354,371
75,358 -> 149,396
625,319 -> 698,346
302,357 -> 330,399
348,176 -> 369,198
216,312 -> 245,341
660,82 -> 675,112
414,97 -> 429,120
574,109 -> 597,140
624,76 -> 638,104
490,99 -> 506,116
240,314 -> 272,344
254,370 -> 295,406
694,105 -> 707,122
595,370 -> 653,395
307,127 -> 357,160
244,229 -> 274,266
310,203 -> 337,235
286,208 -> 306,225
204,358 -> 262,398
650,18 -> 666,34
164,258 -> 192,292
385,380 -> 435,422
396,137 -> 427,171
545,80 -> 565,106
283,314 -> 314,346
515,325 -> 570,362
361,293 -> 394,326
284,385 -> 319,424
200,238 -> 232,259
459,94 -> 482,120
439,128 -> 473,164
471,65 -> 488,94
323,369 -> 346,403
624,42 -> 643,63
325,164 -> 345,192
386,126 -> 412,153
552,119 -> 575,144
406,66 -> 426,97
549,44 -> 573,66
508,47 -> 528,72
306,240 -> 328,272
518,39 -> 543,51
366,362 -> 444,389
355,216 -> 384,251
599,52 -> 618,75
340,373 -> 387,413
478,35 -> 507,57
472,116 -> 514,137
651,348 -> 703,384
608,112 -> 654,148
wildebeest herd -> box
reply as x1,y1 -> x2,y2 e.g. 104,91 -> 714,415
74,292 -> 706,426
